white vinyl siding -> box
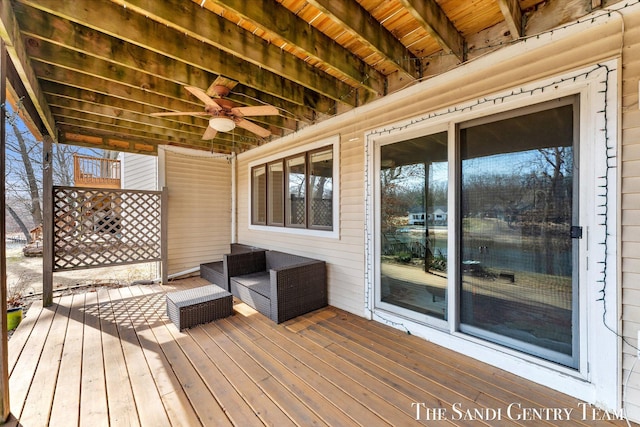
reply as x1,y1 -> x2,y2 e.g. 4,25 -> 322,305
120,152 -> 158,190
621,8 -> 640,423
163,149 -> 231,275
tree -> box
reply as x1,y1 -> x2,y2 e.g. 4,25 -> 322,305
4,106 -> 106,242
6,112 -> 43,230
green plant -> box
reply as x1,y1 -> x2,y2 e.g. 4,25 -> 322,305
429,250 -> 447,272
396,252 -> 412,263
7,272 -> 29,308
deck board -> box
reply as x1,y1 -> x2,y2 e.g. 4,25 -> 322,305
18,295 -> 71,426
6,279 -> 633,426
113,287 -> 198,427
49,292 -> 85,427
114,286 -> 178,427
80,289 -> 109,427
8,300 -> 43,375
101,288 -> 140,427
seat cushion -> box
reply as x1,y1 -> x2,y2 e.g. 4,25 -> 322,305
232,272 -> 271,298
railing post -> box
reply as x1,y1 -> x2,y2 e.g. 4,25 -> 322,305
0,38 -> 10,423
42,136 -> 53,306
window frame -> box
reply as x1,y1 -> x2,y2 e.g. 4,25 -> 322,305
266,160 -> 285,227
248,135 -> 339,238
250,164 -> 267,226
284,153 -> 308,228
307,146 -> 334,231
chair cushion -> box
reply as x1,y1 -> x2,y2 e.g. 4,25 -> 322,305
232,272 -> 271,298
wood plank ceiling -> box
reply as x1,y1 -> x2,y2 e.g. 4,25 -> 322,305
1,0 -> 606,154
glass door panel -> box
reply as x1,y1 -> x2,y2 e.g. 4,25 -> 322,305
379,131 -> 448,320
459,98 -> 578,367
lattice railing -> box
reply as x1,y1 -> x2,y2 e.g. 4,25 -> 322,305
53,186 -> 164,271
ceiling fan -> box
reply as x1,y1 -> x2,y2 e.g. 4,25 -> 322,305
151,85 -> 278,140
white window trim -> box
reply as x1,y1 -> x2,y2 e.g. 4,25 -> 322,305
248,135 -> 340,239
364,61 -> 619,409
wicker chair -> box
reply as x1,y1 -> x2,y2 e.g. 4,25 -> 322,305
200,243 -> 266,291
228,250 -> 327,323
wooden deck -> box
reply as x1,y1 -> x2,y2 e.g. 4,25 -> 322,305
5,278 -> 632,426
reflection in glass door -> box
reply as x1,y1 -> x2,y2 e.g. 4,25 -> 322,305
379,132 -> 448,320
459,97 -> 579,367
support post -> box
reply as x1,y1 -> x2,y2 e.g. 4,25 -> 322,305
42,136 -> 53,306
0,38 -> 11,423
161,186 -> 168,284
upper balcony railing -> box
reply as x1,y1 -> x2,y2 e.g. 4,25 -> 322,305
73,154 -> 121,189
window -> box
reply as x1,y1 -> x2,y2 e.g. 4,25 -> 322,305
309,148 -> 333,229
251,146 -> 333,231
251,165 -> 266,225
286,155 -> 306,227
267,161 -> 284,225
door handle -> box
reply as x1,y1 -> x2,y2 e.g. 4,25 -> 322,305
570,226 -> 582,239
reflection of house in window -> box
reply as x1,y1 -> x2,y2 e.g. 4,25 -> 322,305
408,206 -> 447,225
407,208 -> 425,225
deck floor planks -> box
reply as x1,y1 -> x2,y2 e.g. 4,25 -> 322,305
232,307 -> 402,427
323,308 -> 626,427
80,289 -> 109,427
8,300 -> 43,376
49,292 -> 85,427
205,318 -> 327,426
216,315 -> 359,427
295,319 -> 496,427
113,286 -> 179,427
116,285 -> 200,427
8,299 -> 58,418
335,310 -> 558,399
7,281 -> 634,427
161,317 -> 267,426
189,325 -> 296,427
127,284 -> 233,427
18,294 -> 72,426
100,288 -> 140,427
308,312 -> 533,426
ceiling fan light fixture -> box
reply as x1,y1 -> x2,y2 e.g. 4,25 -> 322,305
209,117 -> 236,132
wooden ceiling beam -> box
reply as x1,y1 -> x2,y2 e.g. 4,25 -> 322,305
16,0 -> 360,108
47,95 -> 210,138
40,79 -> 297,133
15,3 -> 332,119
5,59 -> 44,140
0,0 -> 56,138
53,108 -> 263,146
56,115 -> 259,151
59,127 -> 239,155
496,0 -> 523,39
397,0 -> 465,61
305,0 -> 419,81
118,0 -> 385,98
59,130 -> 158,155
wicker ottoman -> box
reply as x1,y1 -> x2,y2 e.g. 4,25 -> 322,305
166,285 -> 233,330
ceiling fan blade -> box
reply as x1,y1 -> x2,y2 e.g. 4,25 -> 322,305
185,86 -> 222,110
231,105 -> 278,117
202,126 -> 218,140
150,111 -> 210,117
236,118 -> 271,138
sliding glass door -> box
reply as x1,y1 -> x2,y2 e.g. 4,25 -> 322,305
376,96 -> 580,367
